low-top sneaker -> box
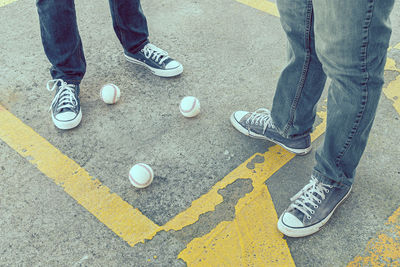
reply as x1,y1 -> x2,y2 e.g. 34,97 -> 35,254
230,108 -> 311,155
47,79 -> 82,130
278,177 -> 352,237
124,43 -> 183,77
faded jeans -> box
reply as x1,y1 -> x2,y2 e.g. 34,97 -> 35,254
271,0 -> 395,186
36,0 -> 149,84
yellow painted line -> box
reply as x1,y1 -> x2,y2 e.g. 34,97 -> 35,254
384,57 -> 400,115
176,109 -> 327,265
179,186 -> 295,266
0,106 -> 160,246
0,0 -> 18,7
347,207 -> 400,266
236,0 -> 279,17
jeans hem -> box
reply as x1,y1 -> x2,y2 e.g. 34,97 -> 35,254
312,170 -> 352,188
125,39 -> 149,54
272,118 -> 312,139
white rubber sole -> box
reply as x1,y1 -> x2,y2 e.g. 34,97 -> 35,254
52,109 -> 82,130
277,187 -> 352,237
230,113 -> 312,155
124,54 -> 183,78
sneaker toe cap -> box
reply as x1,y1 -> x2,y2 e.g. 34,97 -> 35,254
55,111 -> 78,122
165,60 -> 182,70
281,212 -> 304,228
232,111 -> 249,122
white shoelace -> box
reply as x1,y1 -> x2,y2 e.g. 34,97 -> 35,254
246,108 -> 275,133
47,79 -> 78,112
289,177 -> 333,219
141,43 -> 169,65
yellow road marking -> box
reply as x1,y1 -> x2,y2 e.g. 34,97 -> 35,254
177,110 -> 327,265
179,186 -> 295,266
236,0 -> 279,17
0,107 -> 160,246
347,207 -> 400,266
0,0 -> 18,7
384,57 -> 400,114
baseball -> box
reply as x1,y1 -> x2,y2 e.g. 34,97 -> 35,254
179,96 -> 200,117
100,84 -> 120,104
129,163 -> 154,188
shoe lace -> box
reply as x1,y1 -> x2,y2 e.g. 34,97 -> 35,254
290,177 -> 333,219
141,43 -> 169,65
246,108 -> 275,133
47,79 -> 78,112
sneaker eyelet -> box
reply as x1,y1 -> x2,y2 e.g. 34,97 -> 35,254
317,200 -> 321,204
310,210 -> 315,214
307,215 -> 312,220
325,189 -> 330,193
314,205 -> 318,209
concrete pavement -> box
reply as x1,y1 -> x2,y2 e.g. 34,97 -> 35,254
1,0 -> 400,266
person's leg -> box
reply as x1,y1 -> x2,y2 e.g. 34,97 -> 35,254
108,0 -> 149,54
109,0 -> 183,77
278,0 -> 394,237
230,0 -> 326,155
36,0 -> 84,130
36,0 -> 86,84
271,0 -> 327,139
312,0 -> 394,186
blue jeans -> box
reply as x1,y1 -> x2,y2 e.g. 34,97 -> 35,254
36,0 -> 149,84
271,0 -> 394,186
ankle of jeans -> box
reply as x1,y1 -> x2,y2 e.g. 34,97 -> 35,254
125,39 -> 149,54
312,170 -> 352,188
270,112 -> 312,139
273,122 -> 311,139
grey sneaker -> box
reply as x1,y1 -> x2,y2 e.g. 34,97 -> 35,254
230,108 -> 311,155
124,43 -> 183,77
277,177 -> 352,237
47,79 -> 82,130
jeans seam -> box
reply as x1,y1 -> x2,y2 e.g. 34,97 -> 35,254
334,0 -> 375,174
282,0 -> 313,136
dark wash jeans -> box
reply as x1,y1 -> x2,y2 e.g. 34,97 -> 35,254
271,0 -> 394,186
36,0 -> 149,84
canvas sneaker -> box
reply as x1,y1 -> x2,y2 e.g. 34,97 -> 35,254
230,108 -> 311,155
277,177 -> 352,237
124,43 -> 183,77
47,79 -> 82,130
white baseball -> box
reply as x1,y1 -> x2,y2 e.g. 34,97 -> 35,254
129,163 -> 154,188
100,84 -> 120,104
179,96 -> 200,117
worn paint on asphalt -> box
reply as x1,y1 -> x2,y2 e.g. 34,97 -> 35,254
384,56 -> 400,115
347,207 -> 400,266
176,109 -> 327,265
